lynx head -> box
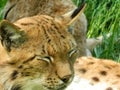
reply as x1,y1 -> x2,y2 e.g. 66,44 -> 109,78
0,2 -> 86,90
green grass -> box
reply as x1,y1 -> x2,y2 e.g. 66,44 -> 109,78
85,0 -> 120,62
73,0 -> 120,62
0,0 -> 7,19
0,0 -> 120,61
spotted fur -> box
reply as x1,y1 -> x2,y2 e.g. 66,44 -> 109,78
3,0 -> 87,56
66,57 -> 120,90
0,3 -> 86,90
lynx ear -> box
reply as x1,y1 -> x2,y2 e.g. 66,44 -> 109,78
58,1 -> 86,26
0,20 -> 26,51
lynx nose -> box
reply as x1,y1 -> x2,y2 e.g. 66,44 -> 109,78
61,75 -> 73,83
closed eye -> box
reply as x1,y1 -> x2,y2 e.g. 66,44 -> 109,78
36,56 -> 54,63
68,49 -> 78,63
68,49 -> 78,57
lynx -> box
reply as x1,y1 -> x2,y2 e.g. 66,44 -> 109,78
0,2 -> 85,90
3,0 -> 88,56
66,56 -> 120,90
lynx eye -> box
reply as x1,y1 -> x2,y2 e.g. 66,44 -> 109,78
68,49 -> 78,57
68,49 -> 78,63
36,56 -> 53,63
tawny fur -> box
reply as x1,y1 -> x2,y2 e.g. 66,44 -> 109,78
0,15 -> 78,90
3,0 -> 87,56
0,2 -> 120,90
0,3 -> 87,90
66,56 -> 120,90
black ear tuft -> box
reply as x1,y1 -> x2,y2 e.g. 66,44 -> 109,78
0,20 -> 27,51
71,0 -> 85,18
56,0 -> 86,27
4,4 -> 16,19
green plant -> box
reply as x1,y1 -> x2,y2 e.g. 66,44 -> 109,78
93,30 -> 120,62
0,0 -> 7,20
73,0 -> 120,61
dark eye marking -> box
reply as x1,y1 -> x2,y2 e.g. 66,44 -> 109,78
23,56 -> 36,64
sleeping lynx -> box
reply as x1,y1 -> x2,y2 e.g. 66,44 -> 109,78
0,2 -> 85,90
0,1 -> 120,90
